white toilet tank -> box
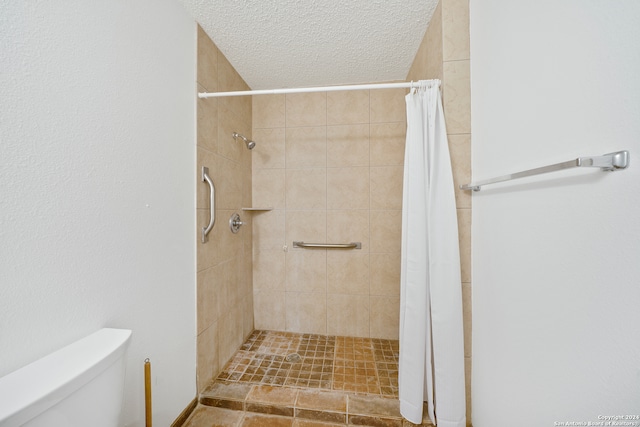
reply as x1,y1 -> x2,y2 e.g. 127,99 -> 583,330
0,328 -> 132,427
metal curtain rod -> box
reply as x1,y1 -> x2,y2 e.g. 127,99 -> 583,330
198,80 -> 440,98
460,150 -> 630,191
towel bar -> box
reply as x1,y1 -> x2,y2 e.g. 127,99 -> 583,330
460,150 -> 630,191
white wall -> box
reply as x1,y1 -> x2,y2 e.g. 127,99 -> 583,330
470,1 -> 640,426
0,1 -> 196,425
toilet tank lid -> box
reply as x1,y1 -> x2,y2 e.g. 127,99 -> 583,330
0,328 -> 132,426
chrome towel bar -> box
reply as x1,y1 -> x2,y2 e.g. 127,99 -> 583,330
201,166 -> 215,243
460,150 -> 630,191
293,241 -> 362,249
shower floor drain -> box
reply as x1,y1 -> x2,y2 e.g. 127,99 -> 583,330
285,353 -> 301,362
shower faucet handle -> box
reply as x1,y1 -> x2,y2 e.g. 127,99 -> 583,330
229,212 -> 243,234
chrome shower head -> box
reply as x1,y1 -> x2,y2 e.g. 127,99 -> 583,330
232,132 -> 256,150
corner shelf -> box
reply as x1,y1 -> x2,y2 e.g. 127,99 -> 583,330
241,207 -> 273,212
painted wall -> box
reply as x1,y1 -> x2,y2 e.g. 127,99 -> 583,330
196,26 -> 254,392
0,1 -> 197,425
406,0 -> 472,423
470,1 -> 640,426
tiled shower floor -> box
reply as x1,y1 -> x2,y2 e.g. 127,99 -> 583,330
183,330 -> 434,427
222,330 -> 399,396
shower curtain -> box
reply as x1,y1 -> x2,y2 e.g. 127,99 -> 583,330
398,80 -> 466,427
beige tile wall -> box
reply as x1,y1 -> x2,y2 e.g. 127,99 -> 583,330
196,26 -> 254,393
252,87 -> 407,339
407,0 -> 472,424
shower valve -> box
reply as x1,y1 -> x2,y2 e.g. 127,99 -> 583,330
229,212 -> 243,234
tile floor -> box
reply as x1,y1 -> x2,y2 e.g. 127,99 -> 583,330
220,331 -> 399,396
183,330 -> 434,427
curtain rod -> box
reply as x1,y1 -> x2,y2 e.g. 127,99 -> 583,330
198,80 -> 440,98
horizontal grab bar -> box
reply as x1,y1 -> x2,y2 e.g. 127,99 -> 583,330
460,150 -> 630,191
293,241 -> 362,249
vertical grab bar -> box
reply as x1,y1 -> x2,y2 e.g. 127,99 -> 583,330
201,166 -> 215,243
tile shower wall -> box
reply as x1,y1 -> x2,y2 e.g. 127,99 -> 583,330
197,26 -> 254,392
251,87 -> 407,339
407,0 -> 472,424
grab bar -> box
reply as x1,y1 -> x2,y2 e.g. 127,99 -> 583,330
293,241 -> 362,249
460,150 -> 630,191
201,166 -> 215,243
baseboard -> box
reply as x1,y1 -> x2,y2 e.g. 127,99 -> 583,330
170,397 -> 198,427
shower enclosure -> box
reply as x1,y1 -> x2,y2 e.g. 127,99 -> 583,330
196,32 -> 409,420
193,0 -> 473,419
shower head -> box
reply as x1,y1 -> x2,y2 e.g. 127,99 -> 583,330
232,132 -> 256,150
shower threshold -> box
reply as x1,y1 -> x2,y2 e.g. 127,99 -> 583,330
184,330 -> 435,427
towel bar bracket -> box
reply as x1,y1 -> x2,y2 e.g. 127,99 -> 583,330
596,150 -> 629,171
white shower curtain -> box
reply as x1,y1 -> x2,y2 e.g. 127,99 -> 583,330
398,80 -> 466,427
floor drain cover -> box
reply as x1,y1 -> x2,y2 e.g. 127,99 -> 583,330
285,353 -> 301,362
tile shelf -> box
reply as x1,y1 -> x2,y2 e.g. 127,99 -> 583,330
241,207 -> 273,212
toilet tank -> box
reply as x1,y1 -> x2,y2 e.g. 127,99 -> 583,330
0,328 -> 132,427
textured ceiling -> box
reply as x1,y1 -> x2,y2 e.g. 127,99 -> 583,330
180,0 -> 438,90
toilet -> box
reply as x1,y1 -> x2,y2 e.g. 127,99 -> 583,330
0,328 -> 132,427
